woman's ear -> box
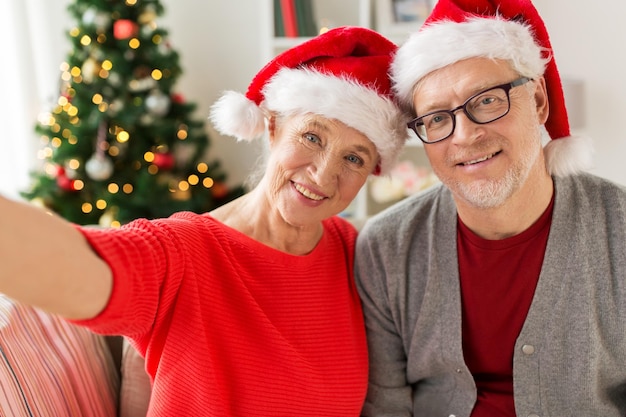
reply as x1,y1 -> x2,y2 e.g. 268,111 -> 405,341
267,112 -> 277,145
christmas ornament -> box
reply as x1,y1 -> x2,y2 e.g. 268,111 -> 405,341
81,57 -> 100,84
138,5 -> 158,24
61,91 -> 73,102
145,90 -> 170,116
86,154 -> 114,180
211,182 -> 229,199
82,8 -> 111,31
128,77 -> 156,92
56,172 -> 75,191
153,152 -> 175,170
113,19 -> 139,39
86,122 -> 114,180
55,165 -> 66,177
171,93 -> 185,104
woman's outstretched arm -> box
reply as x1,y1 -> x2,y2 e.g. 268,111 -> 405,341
0,195 -> 112,320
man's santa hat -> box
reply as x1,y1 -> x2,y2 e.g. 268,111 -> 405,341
210,26 -> 409,174
391,0 -> 593,177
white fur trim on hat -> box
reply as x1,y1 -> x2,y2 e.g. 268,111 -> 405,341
263,68 -> 409,174
392,17 -> 550,111
213,67 -> 409,174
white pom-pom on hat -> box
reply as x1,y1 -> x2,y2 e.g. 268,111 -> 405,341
209,91 -> 266,141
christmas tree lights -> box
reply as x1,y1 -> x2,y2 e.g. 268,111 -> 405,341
23,0 -> 243,227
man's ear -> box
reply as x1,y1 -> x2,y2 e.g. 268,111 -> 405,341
534,76 -> 550,124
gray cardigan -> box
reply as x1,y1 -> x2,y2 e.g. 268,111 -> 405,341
356,173 -> 626,417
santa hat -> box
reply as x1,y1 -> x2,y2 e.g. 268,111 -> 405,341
210,26 -> 409,174
391,0 -> 593,177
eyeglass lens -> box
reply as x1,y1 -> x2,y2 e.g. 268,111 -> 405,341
415,86 -> 511,143
409,77 -> 532,144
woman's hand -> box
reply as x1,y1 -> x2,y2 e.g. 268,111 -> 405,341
0,195 -> 112,319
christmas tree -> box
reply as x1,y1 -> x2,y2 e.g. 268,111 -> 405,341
22,0 -> 244,227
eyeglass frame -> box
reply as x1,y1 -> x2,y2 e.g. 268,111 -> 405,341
406,77 -> 533,144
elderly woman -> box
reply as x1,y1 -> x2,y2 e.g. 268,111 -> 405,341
0,27 -> 408,416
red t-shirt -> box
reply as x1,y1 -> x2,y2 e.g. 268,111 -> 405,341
458,196 -> 554,416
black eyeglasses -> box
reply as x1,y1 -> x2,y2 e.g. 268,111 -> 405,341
407,77 -> 533,144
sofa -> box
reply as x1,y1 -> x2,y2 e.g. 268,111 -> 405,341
0,294 -> 152,417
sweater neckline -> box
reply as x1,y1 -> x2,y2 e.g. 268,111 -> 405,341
202,214 -> 331,261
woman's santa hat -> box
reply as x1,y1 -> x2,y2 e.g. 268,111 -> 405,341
210,26 -> 409,174
391,0 -> 593,177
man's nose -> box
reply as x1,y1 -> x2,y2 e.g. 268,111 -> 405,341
449,111 -> 484,145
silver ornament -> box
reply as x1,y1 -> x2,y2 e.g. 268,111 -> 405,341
145,90 -> 171,116
85,154 -> 114,180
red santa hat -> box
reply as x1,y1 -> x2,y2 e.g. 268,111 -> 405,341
210,26 -> 409,174
391,0 -> 593,177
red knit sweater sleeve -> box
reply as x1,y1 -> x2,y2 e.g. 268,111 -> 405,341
73,214 -> 197,337
72,213 -> 368,416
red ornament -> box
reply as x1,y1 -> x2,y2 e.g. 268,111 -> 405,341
56,173 -> 74,191
153,152 -> 175,170
113,19 -> 139,39
211,182 -> 229,199
171,93 -> 185,104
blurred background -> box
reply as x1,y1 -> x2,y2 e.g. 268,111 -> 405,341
1,0 -> 624,207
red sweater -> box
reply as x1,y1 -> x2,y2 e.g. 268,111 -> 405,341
75,212 -> 368,416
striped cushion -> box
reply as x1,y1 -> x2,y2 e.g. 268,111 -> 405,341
0,295 -> 119,417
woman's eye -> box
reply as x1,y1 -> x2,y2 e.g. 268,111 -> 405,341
303,132 -> 321,144
346,154 -> 364,166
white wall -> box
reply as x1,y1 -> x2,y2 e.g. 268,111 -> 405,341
533,0 -> 626,185
158,0 -> 265,188
29,0 -> 626,188
163,0 -> 626,187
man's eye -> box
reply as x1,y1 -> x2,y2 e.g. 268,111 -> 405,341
479,96 -> 497,106
425,113 -> 450,128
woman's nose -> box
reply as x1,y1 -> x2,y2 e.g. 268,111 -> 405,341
310,153 -> 340,185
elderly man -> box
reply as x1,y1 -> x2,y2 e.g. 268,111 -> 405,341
355,0 -> 626,416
